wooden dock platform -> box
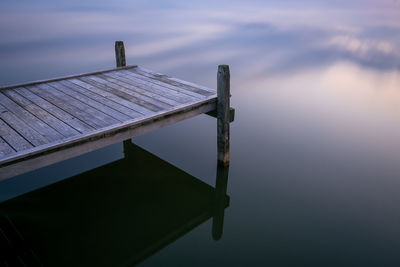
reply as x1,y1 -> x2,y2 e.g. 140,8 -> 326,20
0,41 -> 232,180
0,65 -> 222,180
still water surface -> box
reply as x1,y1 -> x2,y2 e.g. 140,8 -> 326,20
1,0 -> 400,265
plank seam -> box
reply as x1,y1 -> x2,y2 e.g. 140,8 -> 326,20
0,93 -> 61,143
59,79 -> 140,120
104,71 -> 195,104
0,117 -> 35,150
45,82 -> 127,123
86,75 -> 171,111
16,87 -> 94,134
79,76 -> 159,114
123,70 -> 208,99
0,135 -> 17,154
95,74 -> 178,108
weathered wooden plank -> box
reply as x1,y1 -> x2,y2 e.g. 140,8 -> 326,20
86,75 -> 172,110
135,66 -> 215,93
68,78 -> 153,116
13,87 -> 94,134
0,103 -> 48,147
106,70 -> 199,104
59,79 -> 142,119
24,84 -> 105,130
0,119 -> 33,152
121,70 -> 209,100
0,137 -> 15,157
0,97 -> 217,179
97,73 -> 182,107
0,92 -> 64,143
48,81 -> 132,122
29,84 -> 118,129
3,89 -> 80,138
38,83 -> 121,127
0,65 -> 138,91
131,67 -> 215,95
79,76 -> 161,113
217,65 -> 230,166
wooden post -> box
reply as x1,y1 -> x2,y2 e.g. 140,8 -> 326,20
115,41 -> 126,67
116,41 -> 132,154
217,65 -> 230,166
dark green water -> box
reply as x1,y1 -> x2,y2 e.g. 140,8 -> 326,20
1,0 -> 400,266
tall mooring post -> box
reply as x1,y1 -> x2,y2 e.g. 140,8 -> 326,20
115,41 -> 132,155
217,65 -> 230,166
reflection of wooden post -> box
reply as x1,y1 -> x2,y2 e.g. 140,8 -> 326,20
212,165 -> 229,240
115,41 -> 132,155
217,65 -> 230,166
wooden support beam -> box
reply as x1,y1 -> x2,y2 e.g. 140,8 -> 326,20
205,107 -> 235,123
217,65 -> 230,166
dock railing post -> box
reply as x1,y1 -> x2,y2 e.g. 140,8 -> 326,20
115,41 -> 126,68
217,65 -> 230,166
115,41 -> 132,155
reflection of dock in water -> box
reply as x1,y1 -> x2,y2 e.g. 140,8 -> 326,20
0,143 -> 230,266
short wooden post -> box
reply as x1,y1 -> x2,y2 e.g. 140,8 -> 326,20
116,41 -> 132,154
217,65 -> 230,166
115,41 -> 126,67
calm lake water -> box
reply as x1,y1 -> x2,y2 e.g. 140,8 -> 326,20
1,0 -> 400,265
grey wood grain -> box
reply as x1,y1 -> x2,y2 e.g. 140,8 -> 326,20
0,103 -> 48,146
97,73 -> 182,107
136,66 -> 216,93
0,118 -> 33,152
0,137 -> 15,158
87,75 -> 172,110
68,78 -> 153,116
131,67 -> 215,95
29,84 -> 118,129
106,70 -> 198,104
3,89 -> 80,138
48,81 -> 132,122
80,76 -> 161,113
59,79 -> 142,119
14,87 -> 94,133
0,92 -> 64,143
121,70 -> 209,99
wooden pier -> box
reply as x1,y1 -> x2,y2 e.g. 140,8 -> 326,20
0,41 -> 233,180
